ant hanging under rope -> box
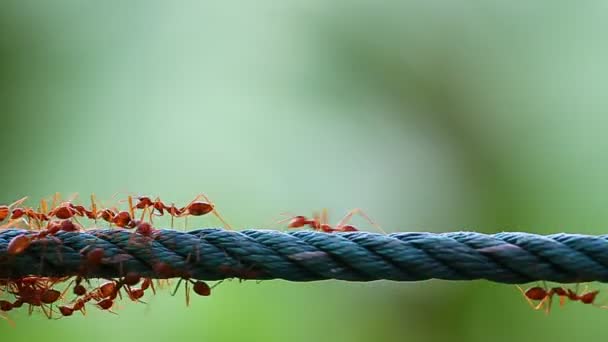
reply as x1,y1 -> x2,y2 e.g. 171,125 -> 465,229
517,282 -> 603,314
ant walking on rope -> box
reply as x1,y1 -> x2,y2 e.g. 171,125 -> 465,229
278,208 -> 384,233
133,194 -> 232,229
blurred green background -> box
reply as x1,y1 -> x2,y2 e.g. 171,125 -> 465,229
2,0 -> 608,341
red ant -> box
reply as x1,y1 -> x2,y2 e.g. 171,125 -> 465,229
46,193 -> 85,221
59,280 -> 118,316
518,283 -> 603,313
134,194 -> 231,229
7,220 -> 82,255
0,197 -> 53,229
279,208 -> 383,233
68,195 -> 101,222
1,194 -> 102,230
134,196 -> 166,218
0,197 -> 28,222
6,277 -> 64,318
9,201 -> 50,228
97,198 -> 135,228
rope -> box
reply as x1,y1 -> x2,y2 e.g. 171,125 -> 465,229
1,228 -> 607,284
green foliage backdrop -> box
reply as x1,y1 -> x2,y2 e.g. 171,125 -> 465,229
1,1 -> 607,341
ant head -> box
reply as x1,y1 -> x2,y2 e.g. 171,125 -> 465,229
136,221 -> 154,235
135,196 -> 153,208
320,223 -> 334,232
287,216 -> 308,228
581,291 -> 600,304
73,284 -> 87,296
339,225 -> 358,232
59,220 -> 79,232
59,306 -> 74,316
0,300 -> 13,312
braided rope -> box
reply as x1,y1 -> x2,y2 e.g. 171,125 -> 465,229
1,228 -> 607,284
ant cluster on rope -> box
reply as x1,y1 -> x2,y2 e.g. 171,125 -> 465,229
0,193 -> 229,323
0,193 -> 378,324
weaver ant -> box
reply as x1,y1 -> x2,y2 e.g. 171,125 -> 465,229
5,277 -> 65,318
518,283 -> 603,313
0,197 -> 28,222
279,208 -> 383,233
98,207 -> 133,228
133,194 -> 231,229
7,219 -> 82,255
0,197 -> 52,229
58,280 -> 118,316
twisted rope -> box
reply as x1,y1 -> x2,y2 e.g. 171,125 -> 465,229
0,228 -> 607,284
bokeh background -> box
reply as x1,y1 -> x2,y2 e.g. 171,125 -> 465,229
1,1 -> 608,341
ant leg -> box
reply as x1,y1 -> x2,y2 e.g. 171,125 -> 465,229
276,212 -> 300,225
67,192 -> 79,203
321,208 -> 328,226
127,196 -> 135,220
9,196 -> 28,209
185,280 -> 190,306
37,199 -> 49,229
171,278 -> 183,297
91,194 -> 99,225
0,312 -> 15,327
1,218 -> 24,229
516,285 -> 537,309
51,193 -> 60,211
171,207 -> 175,229
139,206 -> 146,221
211,280 -> 224,289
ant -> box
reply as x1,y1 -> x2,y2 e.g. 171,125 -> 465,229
134,196 -> 167,219
6,277 -> 64,319
46,193 -> 85,221
0,197 -> 28,222
279,208 -> 384,233
97,196 -> 136,228
0,197 -> 52,229
134,194 -> 231,229
517,283 -> 603,313
59,280 -> 119,316
7,220 -> 82,255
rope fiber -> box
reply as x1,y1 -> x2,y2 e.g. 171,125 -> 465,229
1,228 -> 607,284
